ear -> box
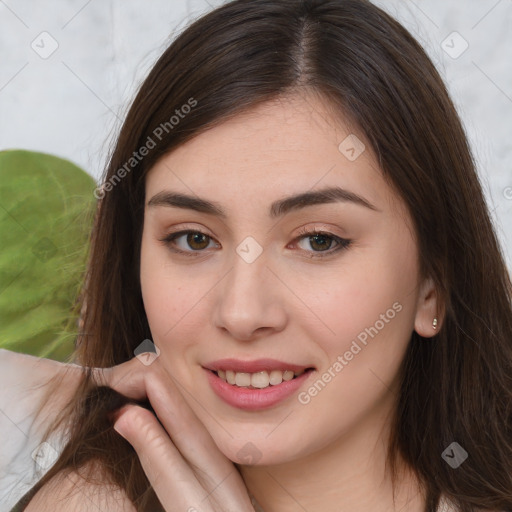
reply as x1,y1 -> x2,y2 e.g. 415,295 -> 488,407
414,276 -> 442,337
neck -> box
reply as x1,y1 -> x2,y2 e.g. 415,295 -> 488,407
238,394 -> 427,512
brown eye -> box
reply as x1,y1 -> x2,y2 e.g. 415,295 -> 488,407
160,230 -> 219,254
186,232 -> 210,250
307,233 -> 334,252
294,228 -> 352,258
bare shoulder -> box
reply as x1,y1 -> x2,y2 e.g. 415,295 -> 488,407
25,464 -> 136,512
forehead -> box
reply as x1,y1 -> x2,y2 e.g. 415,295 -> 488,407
144,92 -> 395,216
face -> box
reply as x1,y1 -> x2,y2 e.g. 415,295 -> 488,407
139,91 -> 433,466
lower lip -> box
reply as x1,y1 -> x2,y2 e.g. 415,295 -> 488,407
204,368 -> 314,411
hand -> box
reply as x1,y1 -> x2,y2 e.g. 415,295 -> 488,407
0,350 -> 256,511
104,355 -> 257,512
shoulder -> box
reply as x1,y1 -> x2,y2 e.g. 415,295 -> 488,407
24,465 -> 136,512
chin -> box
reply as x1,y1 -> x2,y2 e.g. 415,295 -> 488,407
210,433 -> 307,467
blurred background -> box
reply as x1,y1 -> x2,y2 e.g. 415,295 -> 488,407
0,1 -> 511,508
1,0 -> 511,258
0,0 -> 511,358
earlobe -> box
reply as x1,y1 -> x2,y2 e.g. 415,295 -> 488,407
414,277 -> 442,337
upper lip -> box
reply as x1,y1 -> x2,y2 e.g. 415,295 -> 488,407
203,358 -> 313,373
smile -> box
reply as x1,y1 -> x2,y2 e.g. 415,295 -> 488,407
215,368 -> 308,389
202,359 -> 316,410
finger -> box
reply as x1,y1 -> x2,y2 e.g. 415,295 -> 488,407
113,404 -> 215,512
138,361 -> 254,510
103,357 -> 230,478
107,358 -> 254,510
91,356 -> 149,401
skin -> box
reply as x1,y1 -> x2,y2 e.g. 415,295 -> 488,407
136,90 -> 439,510
24,90 -> 441,511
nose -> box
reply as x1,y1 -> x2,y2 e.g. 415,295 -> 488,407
213,248 -> 288,342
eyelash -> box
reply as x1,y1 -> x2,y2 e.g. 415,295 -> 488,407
159,227 -> 351,259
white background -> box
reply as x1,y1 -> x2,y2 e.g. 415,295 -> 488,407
0,0 -> 512,268
0,0 -> 511,267
0,1 -> 511,507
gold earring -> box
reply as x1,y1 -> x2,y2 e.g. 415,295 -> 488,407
432,318 -> 438,330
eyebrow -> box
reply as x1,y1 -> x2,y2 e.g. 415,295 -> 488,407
147,185 -> 379,218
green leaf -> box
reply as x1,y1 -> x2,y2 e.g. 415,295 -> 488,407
0,150 -> 96,361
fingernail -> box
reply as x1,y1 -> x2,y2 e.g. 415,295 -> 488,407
113,417 -> 126,437
113,421 -> 126,438
112,407 -> 129,437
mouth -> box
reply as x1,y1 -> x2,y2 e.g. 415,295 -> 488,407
209,368 -> 315,390
202,359 -> 316,410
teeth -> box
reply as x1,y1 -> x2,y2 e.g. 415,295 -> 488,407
235,372 -> 251,387
269,370 -> 283,386
215,369 -> 306,389
251,371 -> 270,389
282,370 -> 294,381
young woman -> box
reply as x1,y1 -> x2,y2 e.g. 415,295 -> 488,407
8,0 -> 512,510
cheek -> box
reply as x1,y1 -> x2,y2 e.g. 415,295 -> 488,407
139,233 -> 199,345
308,240 -> 419,364
139,231 -> 225,361
288,249 -> 418,457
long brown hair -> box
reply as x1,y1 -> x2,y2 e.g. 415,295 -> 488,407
26,0 -> 512,510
